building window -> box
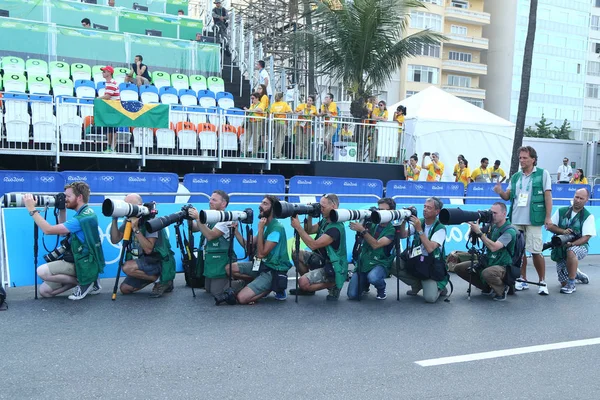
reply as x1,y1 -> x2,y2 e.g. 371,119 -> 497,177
592,15 -> 600,31
410,12 -> 443,32
416,44 -> 441,58
447,74 -> 471,88
422,0 -> 442,4
450,25 -> 468,35
584,106 -> 600,121
406,91 -> 419,98
448,51 -> 472,62
458,97 -> 483,108
589,61 -> 600,77
451,0 -> 469,8
586,83 -> 600,99
407,65 -> 439,83
594,43 -> 600,54
595,0 -> 600,7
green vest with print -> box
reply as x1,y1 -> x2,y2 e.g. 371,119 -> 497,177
412,218 -> 448,290
124,226 -> 176,282
486,221 -> 516,268
509,168 -> 546,226
551,207 -> 591,262
70,205 -> 105,286
200,223 -> 231,279
318,219 -> 348,290
262,219 -> 292,272
357,223 -> 395,273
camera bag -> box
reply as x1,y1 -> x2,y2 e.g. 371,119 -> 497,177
401,222 -> 447,281
0,285 -> 6,311
496,224 -> 525,284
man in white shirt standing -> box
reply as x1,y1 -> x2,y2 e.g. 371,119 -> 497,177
256,60 -> 272,98
556,157 -> 573,184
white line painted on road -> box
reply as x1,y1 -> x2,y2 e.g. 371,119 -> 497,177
415,337 -> 600,367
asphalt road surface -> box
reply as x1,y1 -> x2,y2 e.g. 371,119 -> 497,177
2,256 -> 600,399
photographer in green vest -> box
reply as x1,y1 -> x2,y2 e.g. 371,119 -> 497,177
494,145 -> 553,295
290,193 -> 348,301
547,188 -> 595,294
110,194 -> 176,298
24,181 -> 105,301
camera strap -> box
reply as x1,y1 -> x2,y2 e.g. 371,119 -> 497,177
564,207 -> 585,230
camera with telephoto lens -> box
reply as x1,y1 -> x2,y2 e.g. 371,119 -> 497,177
370,207 -> 417,224
44,236 -> 72,263
214,288 -> 237,305
3,192 -> 66,209
273,201 -> 321,219
439,208 -> 493,225
330,207 -> 377,223
199,208 -> 253,225
145,204 -> 195,233
542,232 -> 582,251
102,198 -> 158,220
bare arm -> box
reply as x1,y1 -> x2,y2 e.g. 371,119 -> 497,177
110,218 -> 124,244
31,213 -> 70,235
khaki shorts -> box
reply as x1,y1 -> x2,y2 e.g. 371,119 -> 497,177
238,262 -> 273,295
513,224 -> 543,254
304,267 -> 333,285
45,260 -> 76,290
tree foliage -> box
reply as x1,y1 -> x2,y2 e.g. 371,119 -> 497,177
524,114 -> 572,139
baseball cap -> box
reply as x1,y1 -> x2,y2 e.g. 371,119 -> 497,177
101,65 -> 114,74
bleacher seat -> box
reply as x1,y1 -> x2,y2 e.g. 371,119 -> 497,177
288,176 -> 384,203
171,73 -> 189,91
25,59 -> 48,76
198,123 -> 218,154
71,63 -> 92,81
3,73 -> 27,93
79,98 -> 95,120
190,74 -> 207,92
133,127 -> 154,149
96,81 -> 106,97
207,76 -> 225,93
1,56 -> 25,74
75,80 -> 97,98
3,93 -> 30,143
119,83 -> 139,101
206,106 -> 221,126
152,71 -> 171,90
220,124 -> 238,152
216,91 -> 234,109
198,90 -> 216,108
188,106 -> 207,125
57,97 -> 83,145
140,84 -> 159,103
155,127 -> 176,149
114,67 -> 130,84
170,105 -> 188,126
30,95 -> 56,143
179,89 -> 197,106
27,75 -> 51,95
174,121 -> 198,150
49,61 -> 70,79
159,86 -> 179,105
182,174 -> 286,203
51,78 -> 74,97
92,65 -> 104,83
226,108 -> 245,129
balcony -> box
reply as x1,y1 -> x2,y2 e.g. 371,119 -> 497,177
442,60 -> 487,75
442,85 -> 486,98
445,34 -> 489,50
445,6 -> 491,25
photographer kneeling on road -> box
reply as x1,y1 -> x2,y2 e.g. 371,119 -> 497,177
391,197 -> 449,303
290,194 -> 348,300
347,197 -> 397,300
110,194 -> 176,297
547,188 -> 595,294
25,182 -> 105,300
226,195 -> 292,304
454,202 -> 517,301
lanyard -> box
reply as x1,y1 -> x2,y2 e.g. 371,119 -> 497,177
518,171 -> 533,191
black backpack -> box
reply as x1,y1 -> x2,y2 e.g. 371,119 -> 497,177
0,285 -> 7,311
497,224 -> 525,284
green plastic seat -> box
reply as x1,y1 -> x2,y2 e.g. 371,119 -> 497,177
28,75 -> 51,94
3,73 -> 27,92
1,56 -> 25,74
207,76 -> 225,93
171,73 -> 189,91
25,59 -> 48,76
113,67 -> 131,84
92,65 -> 105,82
71,63 -> 92,81
152,71 -> 171,90
189,75 -> 207,92
51,77 -> 74,97
49,61 -> 71,79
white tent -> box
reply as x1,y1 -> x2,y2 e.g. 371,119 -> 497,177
388,86 -> 515,182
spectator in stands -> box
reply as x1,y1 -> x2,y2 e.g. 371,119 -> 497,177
178,9 -> 185,16
404,154 -> 421,181
242,92 -> 266,157
108,0 -> 115,6
453,154 -> 465,179
571,168 -> 587,184
256,60 -> 272,98
290,194 -> 347,300
491,160 -> 506,183
256,84 -> 270,112
295,95 -> 317,160
456,158 -> 470,190
366,96 -> 377,118
24,182 -> 104,301
270,92 -> 292,159
370,100 -> 388,162
81,18 -> 91,28
99,66 -> 120,153
557,157 -> 573,184
110,194 -> 176,297
319,93 -> 338,160
471,157 -> 492,183
422,152 -> 444,182
393,105 -> 406,161
212,0 -> 228,43
125,55 -> 151,87
391,196 -> 449,303
340,124 -> 353,139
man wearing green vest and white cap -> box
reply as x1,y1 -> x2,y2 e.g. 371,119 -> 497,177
494,145 -> 553,295
547,188 -> 595,294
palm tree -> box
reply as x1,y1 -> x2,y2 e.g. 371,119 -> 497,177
291,0 -> 444,118
511,0 -> 538,175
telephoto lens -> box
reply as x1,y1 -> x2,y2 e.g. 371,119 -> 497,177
370,209 -> 413,224
439,208 -> 493,225
102,199 -> 152,218
2,193 -> 57,208
273,201 -> 321,219
199,208 -> 253,224
330,209 -> 373,223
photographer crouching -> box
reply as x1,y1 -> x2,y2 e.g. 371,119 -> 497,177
547,188 -> 595,294
24,182 -> 105,300
110,194 -> 176,297
453,203 -> 517,301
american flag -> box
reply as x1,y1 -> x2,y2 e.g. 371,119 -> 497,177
121,100 -> 144,114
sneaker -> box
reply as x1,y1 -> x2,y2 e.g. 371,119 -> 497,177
68,283 -> 94,300
326,287 -> 340,301
274,290 -> 287,301
538,281 -> 549,296
361,289 -> 370,297
149,280 -> 174,298
90,279 -> 102,295
560,282 -> 576,294
515,280 -> 529,291
406,288 -> 420,296
576,269 -> 590,284
376,290 -> 387,300
481,286 -> 494,296
289,288 -> 315,296
493,285 -> 509,301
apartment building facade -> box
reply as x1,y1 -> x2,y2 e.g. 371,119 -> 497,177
583,0 -> 600,141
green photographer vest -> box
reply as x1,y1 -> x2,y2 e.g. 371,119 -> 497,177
412,218 -> 448,290
551,207 -> 591,262
357,223 -> 395,273
509,168 -> 546,226
199,223 -> 232,279
125,226 -> 176,282
70,205 -> 105,286
317,219 -> 348,290
262,219 -> 292,272
486,221 -> 516,268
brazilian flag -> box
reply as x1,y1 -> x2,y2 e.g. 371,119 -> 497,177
93,99 -> 169,128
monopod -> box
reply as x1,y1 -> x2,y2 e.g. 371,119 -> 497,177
112,220 -> 132,301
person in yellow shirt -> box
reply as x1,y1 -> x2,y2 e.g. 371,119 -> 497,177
421,152 -> 444,182
242,92 -> 265,157
340,124 -> 353,139
319,93 -> 338,160
404,154 -> 421,181
257,84 -> 270,112
452,154 -> 465,179
490,159 -> 506,183
370,100 -> 388,162
470,158 -> 492,183
295,95 -> 317,159
393,105 -> 406,162
270,92 -> 292,159
570,168 -> 588,184
456,158 -> 471,190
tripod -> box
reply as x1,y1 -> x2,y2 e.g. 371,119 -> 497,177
174,220 -> 196,298
465,232 -> 484,301
393,223 -> 404,302
351,218 -> 371,301
112,220 -> 132,301
33,223 -> 39,300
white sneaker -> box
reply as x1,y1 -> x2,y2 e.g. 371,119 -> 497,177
90,279 -> 102,295
576,269 -> 590,284
515,280 -> 529,291
68,283 -> 94,300
538,281 -> 549,296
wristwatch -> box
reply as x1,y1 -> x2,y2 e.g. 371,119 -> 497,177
134,229 -> 141,235
29,210 -> 39,216
417,230 -> 424,236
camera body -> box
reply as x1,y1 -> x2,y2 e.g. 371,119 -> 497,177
145,204 -> 194,233
44,236 -> 71,263
274,201 -> 321,219
543,232 -> 581,250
